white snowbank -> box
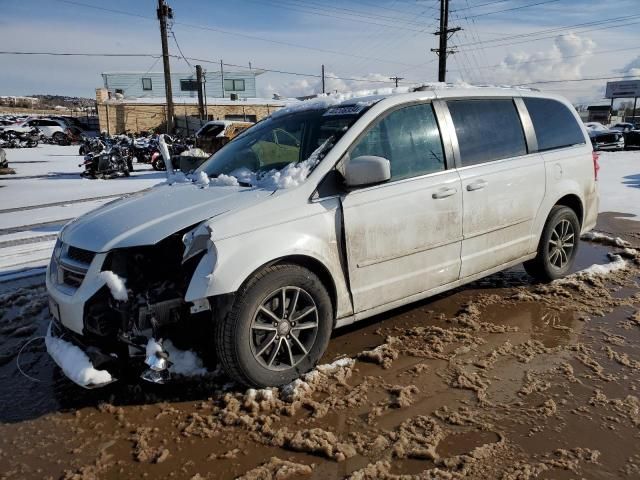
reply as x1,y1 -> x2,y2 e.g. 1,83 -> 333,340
144,338 -> 208,376
99,271 -> 128,301
209,173 -> 239,186
581,231 -> 631,247
164,339 -> 208,376
597,151 -> 640,219
579,254 -> 627,277
180,148 -> 208,158
194,170 -> 210,187
280,357 -> 355,402
45,324 -> 113,387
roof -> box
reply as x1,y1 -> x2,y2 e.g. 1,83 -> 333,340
271,83 -> 562,118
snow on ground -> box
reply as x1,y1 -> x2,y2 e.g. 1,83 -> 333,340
597,150 -> 640,219
0,144 -> 166,280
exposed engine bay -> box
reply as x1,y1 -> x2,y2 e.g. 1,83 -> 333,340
53,228 -> 217,386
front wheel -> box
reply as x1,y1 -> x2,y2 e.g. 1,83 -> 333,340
524,206 -> 580,282
215,264 -> 333,387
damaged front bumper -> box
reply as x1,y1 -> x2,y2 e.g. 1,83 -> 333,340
46,320 -> 180,388
46,321 -> 118,389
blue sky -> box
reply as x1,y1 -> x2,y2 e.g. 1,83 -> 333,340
1,0 -> 639,103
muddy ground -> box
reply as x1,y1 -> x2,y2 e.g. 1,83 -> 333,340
1,215 -> 639,480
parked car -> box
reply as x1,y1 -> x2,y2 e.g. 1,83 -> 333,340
623,129 -> 640,150
46,87 -> 598,389
588,129 -> 625,151
1,118 -> 69,142
195,120 -> 253,154
610,122 -> 636,133
584,122 -> 608,132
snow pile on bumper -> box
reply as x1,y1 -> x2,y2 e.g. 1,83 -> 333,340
45,323 -> 114,388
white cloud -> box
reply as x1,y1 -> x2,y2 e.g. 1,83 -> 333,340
620,56 -> 640,77
489,33 -> 596,86
259,72 -> 395,98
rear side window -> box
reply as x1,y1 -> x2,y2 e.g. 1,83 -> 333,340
523,98 -> 585,151
448,99 -> 527,167
350,103 -> 445,181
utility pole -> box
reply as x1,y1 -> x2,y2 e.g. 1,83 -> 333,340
220,60 -> 225,98
390,76 -> 404,87
430,0 -> 460,82
321,64 -> 325,94
196,64 -> 205,120
157,0 -> 174,133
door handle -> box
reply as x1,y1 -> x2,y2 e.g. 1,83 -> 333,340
432,187 -> 458,199
466,180 -> 488,191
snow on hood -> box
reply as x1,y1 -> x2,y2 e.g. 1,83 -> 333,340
60,182 -> 272,252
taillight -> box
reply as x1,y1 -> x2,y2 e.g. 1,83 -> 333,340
592,151 -> 600,181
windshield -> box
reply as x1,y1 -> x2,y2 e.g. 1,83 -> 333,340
197,108 -> 360,187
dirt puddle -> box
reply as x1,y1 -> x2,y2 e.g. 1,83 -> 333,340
1,237 -> 639,479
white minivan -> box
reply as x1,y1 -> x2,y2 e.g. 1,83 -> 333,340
46,86 -> 598,388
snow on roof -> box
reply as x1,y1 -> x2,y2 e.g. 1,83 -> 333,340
271,82 -> 540,118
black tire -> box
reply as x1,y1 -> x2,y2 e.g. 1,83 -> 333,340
215,264 -> 333,387
53,132 -> 67,145
524,205 -> 580,282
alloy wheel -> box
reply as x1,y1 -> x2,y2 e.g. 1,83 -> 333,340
548,219 -> 575,269
249,286 -> 319,371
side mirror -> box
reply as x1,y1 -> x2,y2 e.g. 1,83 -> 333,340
344,155 -> 391,187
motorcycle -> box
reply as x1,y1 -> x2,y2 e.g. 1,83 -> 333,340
0,128 -> 39,148
80,139 -> 131,179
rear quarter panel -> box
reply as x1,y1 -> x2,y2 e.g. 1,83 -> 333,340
529,143 -> 598,253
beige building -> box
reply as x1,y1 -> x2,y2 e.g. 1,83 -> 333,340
95,88 -> 291,135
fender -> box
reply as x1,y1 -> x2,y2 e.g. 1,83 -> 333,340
529,175 -> 587,253
184,203 -> 354,320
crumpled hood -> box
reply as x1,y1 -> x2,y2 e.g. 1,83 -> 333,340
61,183 -> 273,252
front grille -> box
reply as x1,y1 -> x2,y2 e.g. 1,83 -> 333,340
67,246 -> 95,265
595,133 -> 620,144
62,268 -> 86,288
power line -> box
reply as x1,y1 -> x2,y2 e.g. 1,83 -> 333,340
458,0 -> 559,19
0,51 -> 162,57
53,0 -> 422,68
170,30 -> 193,70
517,74 -> 640,86
0,51 -> 410,85
453,13 -> 640,49
456,18 -> 640,53
245,0 -> 428,32
268,0 -> 429,27
451,0 -> 513,12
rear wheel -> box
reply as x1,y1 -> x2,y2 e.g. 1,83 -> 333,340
215,264 -> 333,387
53,132 -> 67,145
524,206 -> 580,282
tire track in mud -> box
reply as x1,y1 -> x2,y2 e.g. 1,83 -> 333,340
0,234 -> 639,479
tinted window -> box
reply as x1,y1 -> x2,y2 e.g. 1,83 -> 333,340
180,79 -> 198,91
351,103 -> 445,181
448,99 -> 527,166
524,97 -> 585,151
